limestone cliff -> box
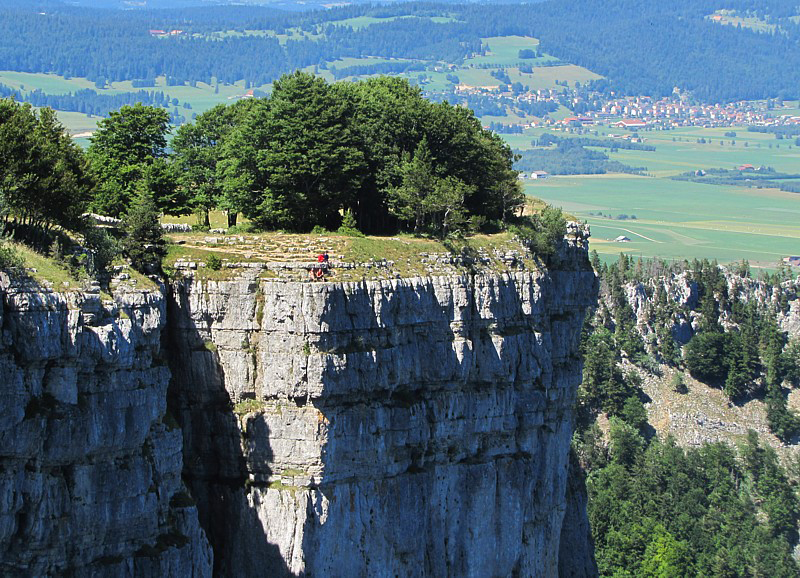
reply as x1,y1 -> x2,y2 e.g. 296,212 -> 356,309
0,230 -> 597,577
168,234 -> 598,577
0,274 -> 212,576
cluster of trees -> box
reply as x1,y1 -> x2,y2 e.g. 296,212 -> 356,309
0,99 -> 91,234
515,140 -> 646,176
672,166 -> 800,188
165,73 -> 523,236
748,125 -> 800,137
328,61 -> 427,80
0,83 -> 185,119
536,133 -> 656,152
442,94 -> 505,117
0,97 -> 165,276
578,427 -> 800,577
517,48 -> 540,59
487,122 -> 524,134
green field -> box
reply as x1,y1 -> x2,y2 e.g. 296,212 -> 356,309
525,174 -> 800,267
520,114 -> 800,267
0,71 -> 268,134
458,36 -> 598,89
464,36 -> 543,66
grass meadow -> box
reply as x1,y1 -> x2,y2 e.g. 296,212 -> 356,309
526,174 -> 800,267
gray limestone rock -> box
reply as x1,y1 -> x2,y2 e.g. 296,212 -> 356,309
0,277 -> 212,577
0,229 -> 599,577
169,242 -> 597,576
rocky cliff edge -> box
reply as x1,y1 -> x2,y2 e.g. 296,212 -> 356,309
168,228 -> 598,577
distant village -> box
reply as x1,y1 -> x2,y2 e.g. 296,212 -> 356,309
450,84 -> 800,131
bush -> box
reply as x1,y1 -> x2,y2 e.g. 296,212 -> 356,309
206,254 -> 222,270
0,241 -> 24,271
510,205 -> 567,261
672,373 -> 688,394
337,226 -> 364,237
83,226 -> 121,277
227,223 -> 256,235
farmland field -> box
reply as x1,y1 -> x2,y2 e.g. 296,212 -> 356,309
517,119 -> 800,267
525,174 -> 800,267
0,71 -> 267,133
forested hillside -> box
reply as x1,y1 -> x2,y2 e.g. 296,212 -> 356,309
2,0 -> 800,102
575,255 -> 800,576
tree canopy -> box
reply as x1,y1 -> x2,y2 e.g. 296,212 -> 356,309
0,99 -> 91,233
87,102 -> 182,217
179,73 -> 522,235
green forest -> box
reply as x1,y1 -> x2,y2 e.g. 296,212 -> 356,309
576,254 -> 800,576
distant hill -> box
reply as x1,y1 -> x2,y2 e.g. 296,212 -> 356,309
1,0 -> 799,102
516,0 -> 800,101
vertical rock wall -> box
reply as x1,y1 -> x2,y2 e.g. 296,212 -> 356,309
169,237 -> 597,576
0,275 -> 212,577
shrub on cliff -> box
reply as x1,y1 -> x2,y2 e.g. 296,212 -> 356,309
82,225 -> 121,278
508,205 -> 566,261
0,240 -> 24,271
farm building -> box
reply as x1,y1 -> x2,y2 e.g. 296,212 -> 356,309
783,256 -> 800,266
614,235 -> 631,242
530,171 -> 549,180
613,119 -> 648,129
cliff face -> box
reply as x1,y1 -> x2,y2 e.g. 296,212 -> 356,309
168,236 -> 597,576
0,275 -> 212,577
601,270 -> 800,455
0,231 -> 597,577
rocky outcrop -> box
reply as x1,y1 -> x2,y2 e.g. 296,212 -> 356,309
168,235 -> 597,576
614,270 -> 800,346
0,275 -> 212,577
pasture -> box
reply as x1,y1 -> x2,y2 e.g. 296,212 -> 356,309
0,71 -> 267,134
525,175 -> 800,267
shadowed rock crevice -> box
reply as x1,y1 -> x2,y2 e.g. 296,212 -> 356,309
166,277 -> 295,577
